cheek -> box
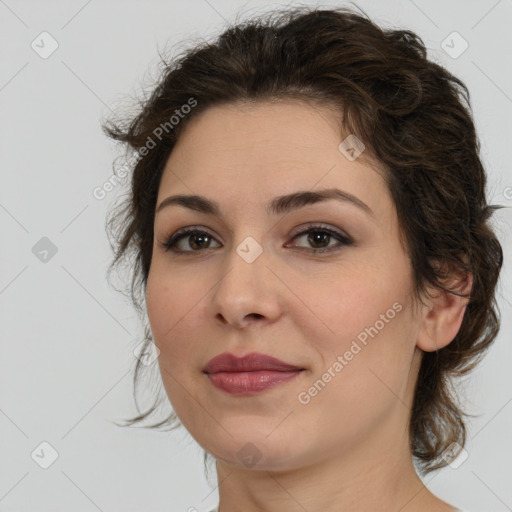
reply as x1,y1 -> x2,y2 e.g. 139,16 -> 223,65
298,263 -> 406,348
145,273 -> 197,409
145,272 -> 169,341
294,271 -> 417,440
145,265 -> 212,376
145,270 -> 189,353
297,259 -> 417,396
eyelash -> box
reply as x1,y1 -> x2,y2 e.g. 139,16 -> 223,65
159,223 -> 353,255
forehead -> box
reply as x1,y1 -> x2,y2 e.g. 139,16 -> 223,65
171,99 -> 350,164
158,99 -> 391,219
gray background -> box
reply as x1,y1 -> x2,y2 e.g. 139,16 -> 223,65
1,0 -> 511,511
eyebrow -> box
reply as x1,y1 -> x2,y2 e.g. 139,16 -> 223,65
155,188 -> 374,218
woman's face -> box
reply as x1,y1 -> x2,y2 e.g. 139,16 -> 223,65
145,100 -> 425,470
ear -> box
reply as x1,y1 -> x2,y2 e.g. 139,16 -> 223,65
416,268 -> 473,352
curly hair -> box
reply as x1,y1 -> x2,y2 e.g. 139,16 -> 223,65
103,5 -> 504,474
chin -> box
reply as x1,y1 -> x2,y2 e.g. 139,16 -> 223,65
201,430 -> 310,472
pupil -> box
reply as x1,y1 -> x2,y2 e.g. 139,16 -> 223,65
308,231 -> 329,248
190,234 -> 209,250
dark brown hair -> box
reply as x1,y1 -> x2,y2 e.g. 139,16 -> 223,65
103,5 -> 503,474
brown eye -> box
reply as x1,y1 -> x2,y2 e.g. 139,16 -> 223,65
187,233 -> 212,250
306,231 -> 332,249
161,229 -> 221,252
290,225 -> 353,253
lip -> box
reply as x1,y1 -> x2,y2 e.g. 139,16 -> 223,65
203,352 -> 305,396
206,370 -> 303,395
203,352 -> 303,374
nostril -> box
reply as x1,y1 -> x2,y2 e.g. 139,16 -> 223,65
246,313 -> 263,320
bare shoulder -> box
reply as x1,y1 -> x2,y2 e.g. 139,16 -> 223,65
400,491 -> 464,512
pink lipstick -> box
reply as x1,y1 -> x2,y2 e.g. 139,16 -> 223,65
203,352 -> 304,395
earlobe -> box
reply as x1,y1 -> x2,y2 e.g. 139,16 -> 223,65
416,271 -> 473,353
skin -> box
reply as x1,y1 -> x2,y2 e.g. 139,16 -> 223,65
145,99 -> 472,512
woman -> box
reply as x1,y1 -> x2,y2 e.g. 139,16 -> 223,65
104,6 -> 503,511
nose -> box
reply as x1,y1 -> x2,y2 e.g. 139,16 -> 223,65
210,240 -> 283,329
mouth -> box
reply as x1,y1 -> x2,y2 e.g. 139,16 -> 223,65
203,352 -> 305,395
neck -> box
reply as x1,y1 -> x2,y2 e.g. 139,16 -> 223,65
213,426 -> 452,512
